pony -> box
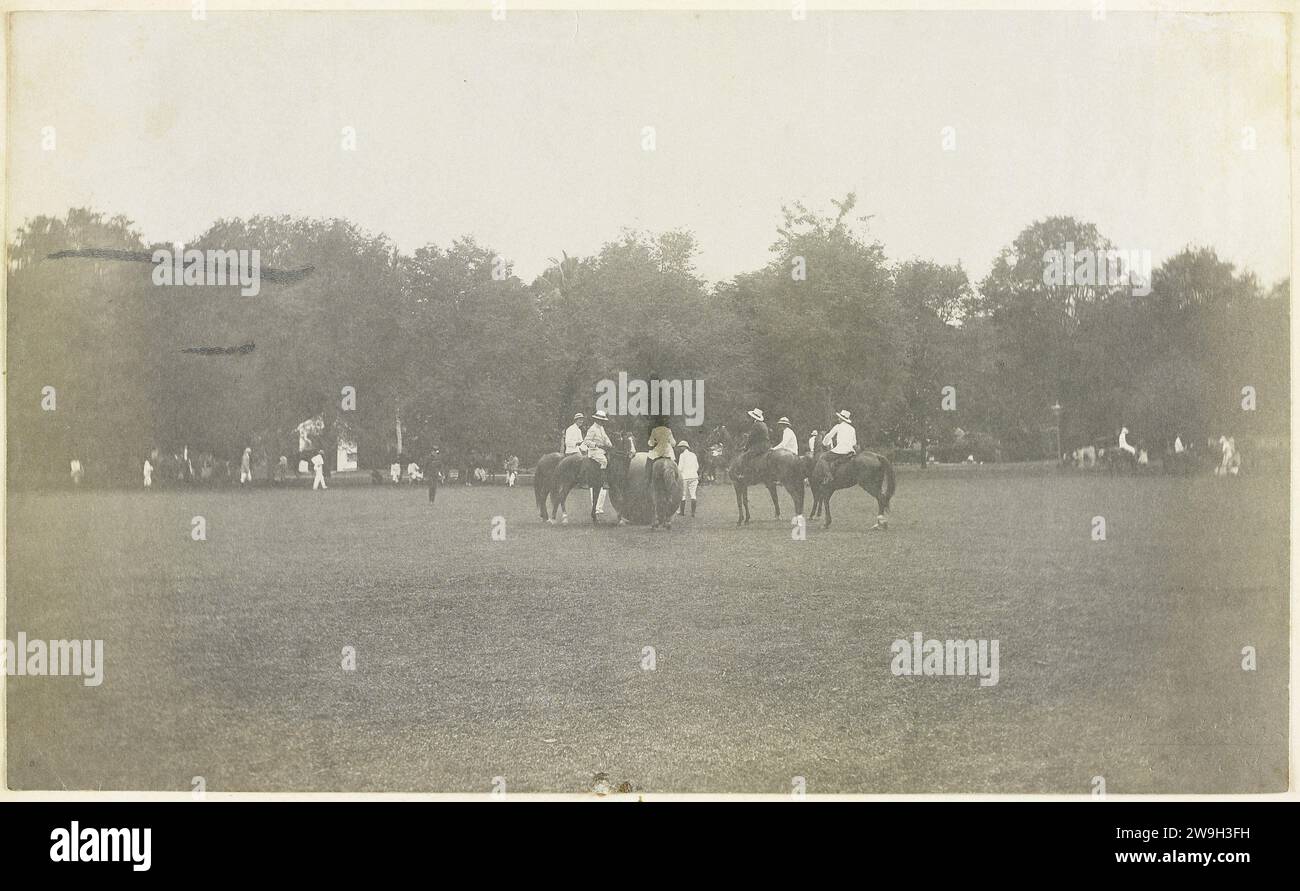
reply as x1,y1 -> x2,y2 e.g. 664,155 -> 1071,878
533,452 -> 565,520
534,451 -> 608,523
646,455 -> 683,530
808,450 -> 895,530
727,443 -> 808,525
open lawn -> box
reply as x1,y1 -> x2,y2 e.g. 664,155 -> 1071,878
5,465 -> 1288,793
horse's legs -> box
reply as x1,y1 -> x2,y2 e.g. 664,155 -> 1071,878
872,488 -> 888,530
591,485 -> 601,523
823,490 -> 833,528
767,483 -> 780,519
789,478 -> 805,518
734,484 -> 745,525
552,483 -> 573,522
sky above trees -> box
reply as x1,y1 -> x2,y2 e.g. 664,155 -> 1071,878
7,10 -> 1290,288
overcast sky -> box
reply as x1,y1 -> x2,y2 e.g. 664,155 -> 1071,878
8,9 -> 1291,287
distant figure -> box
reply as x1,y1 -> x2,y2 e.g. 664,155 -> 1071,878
677,439 -> 700,517
240,447 -> 252,484
407,461 -> 423,482
390,461 -> 401,484
427,447 -> 442,503
807,429 -> 819,456
505,455 -> 519,487
312,451 -> 328,490
143,457 -> 153,488
275,455 -> 289,483
1117,426 -> 1137,458
1217,435 -> 1241,477
70,458 -> 84,486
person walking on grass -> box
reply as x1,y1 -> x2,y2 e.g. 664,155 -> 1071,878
240,447 -> 252,484
677,439 -> 699,517
312,451 -> 328,490
424,447 -> 442,503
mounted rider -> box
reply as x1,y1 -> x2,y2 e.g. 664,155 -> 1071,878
817,409 -> 858,482
646,415 -> 677,489
773,417 -> 799,454
736,408 -> 770,481
563,412 -> 586,455
582,410 -> 614,486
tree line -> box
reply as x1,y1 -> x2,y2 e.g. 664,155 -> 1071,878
6,196 -> 1288,486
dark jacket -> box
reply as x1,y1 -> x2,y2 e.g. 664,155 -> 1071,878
745,420 -> 770,454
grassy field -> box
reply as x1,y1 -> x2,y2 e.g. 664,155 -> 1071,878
5,464 -> 1288,794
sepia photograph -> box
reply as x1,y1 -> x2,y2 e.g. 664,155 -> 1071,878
1,0 -> 1293,832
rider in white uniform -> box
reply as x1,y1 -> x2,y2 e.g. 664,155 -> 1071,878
774,417 -> 799,454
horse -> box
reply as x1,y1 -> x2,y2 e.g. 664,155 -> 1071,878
728,445 -> 808,525
646,455 -> 683,530
533,452 -> 564,520
547,452 -> 611,524
808,450 -> 895,530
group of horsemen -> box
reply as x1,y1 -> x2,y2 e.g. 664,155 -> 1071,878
559,406 -> 862,515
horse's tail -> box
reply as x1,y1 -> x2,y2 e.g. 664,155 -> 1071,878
534,453 -> 559,516
880,454 -> 895,511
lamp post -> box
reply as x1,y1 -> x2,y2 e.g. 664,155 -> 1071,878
1051,402 -> 1063,461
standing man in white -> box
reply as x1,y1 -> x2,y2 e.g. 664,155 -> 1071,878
677,439 -> 700,517
311,451 -> 328,490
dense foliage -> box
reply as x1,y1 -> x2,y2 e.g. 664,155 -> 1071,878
7,199 -> 1287,484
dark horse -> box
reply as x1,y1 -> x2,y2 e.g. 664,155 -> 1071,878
646,455 -> 684,530
533,451 -> 607,523
728,447 -> 808,525
546,452 -> 611,523
809,450 -> 895,530
533,452 -> 564,520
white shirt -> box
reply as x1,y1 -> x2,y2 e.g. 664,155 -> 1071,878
582,422 -> 612,468
822,422 -> 857,455
564,423 -> 585,454
775,427 -> 798,453
1174,437 -> 1184,454
1118,429 -> 1135,454
677,449 -> 699,480
311,454 -> 324,471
